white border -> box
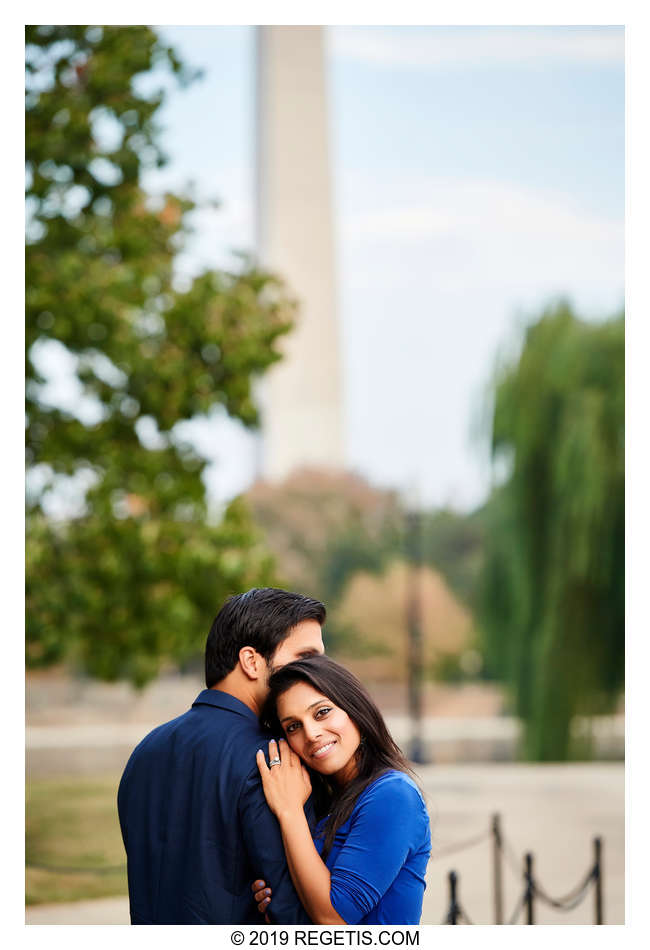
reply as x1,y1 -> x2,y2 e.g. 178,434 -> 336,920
13,4 -> 647,946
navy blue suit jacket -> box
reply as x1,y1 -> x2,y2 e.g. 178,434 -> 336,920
117,689 -> 311,924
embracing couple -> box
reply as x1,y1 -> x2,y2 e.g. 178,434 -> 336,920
117,588 -> 431,925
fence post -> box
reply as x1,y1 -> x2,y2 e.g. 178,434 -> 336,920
524,852 -> 534,924
594,837 -> 603,924
492,813 -> 503,924
447,870 -> 459,924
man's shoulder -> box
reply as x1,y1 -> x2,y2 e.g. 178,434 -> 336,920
123,700 -> 271,778
130,707 -> 193,748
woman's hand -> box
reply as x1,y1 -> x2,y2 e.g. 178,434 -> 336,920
256,738 -> 312,820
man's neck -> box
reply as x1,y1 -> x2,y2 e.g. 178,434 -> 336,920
210,673 -> 263,718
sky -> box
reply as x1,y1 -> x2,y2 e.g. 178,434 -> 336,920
34,24 -> 625,514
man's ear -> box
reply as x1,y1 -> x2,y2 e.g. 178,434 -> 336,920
238,646 -> 263,681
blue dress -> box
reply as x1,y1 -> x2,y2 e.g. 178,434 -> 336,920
313,770 -> 431,924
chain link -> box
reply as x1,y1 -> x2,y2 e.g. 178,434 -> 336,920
532,868 -> 596,910
507,889 -> 527,925
497,829 -> 526,877
497,827 -> 597,910
430,828 -> 491,860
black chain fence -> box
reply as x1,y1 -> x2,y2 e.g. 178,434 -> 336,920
440,813 -> 604,924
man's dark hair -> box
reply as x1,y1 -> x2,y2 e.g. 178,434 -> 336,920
205,588 -> 326,688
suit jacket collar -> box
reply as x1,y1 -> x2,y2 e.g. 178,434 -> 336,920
192,688 -> 259,723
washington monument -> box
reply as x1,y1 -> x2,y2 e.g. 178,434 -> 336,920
256,26 -> 345,481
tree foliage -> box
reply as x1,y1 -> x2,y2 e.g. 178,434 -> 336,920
419,508 -> 484,610
479,301 -> 624,759
246,468 -> 484,663
26,26 -> 295,685
246,469 -> 403,651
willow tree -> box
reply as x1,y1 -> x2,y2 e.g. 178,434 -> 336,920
480,302 -> 624,759
26,26 -> 294,685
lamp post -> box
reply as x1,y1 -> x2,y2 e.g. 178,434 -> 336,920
405,507 -> 427,763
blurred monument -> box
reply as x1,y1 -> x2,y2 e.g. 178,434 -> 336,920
255,26 -> 345,480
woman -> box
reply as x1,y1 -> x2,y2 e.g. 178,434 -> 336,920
253,655 -> 431,924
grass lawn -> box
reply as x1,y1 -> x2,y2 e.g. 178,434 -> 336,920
26,773 -> 127,905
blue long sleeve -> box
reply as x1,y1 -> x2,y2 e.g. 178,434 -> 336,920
323,772 -> 430,925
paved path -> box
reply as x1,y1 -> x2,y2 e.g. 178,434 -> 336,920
26,896 -> 129,925
25,762 -> 624,925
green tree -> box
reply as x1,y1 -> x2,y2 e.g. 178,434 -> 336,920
479,301 -> 624,759
26,26 -> 295,685
246,470 -> 403,652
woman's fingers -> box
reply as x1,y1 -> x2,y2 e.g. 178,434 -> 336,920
267,737 -> 295,767
259,736 -> 299,779
279,737 -> 298,767
256,749 -> 269,779
251,879 -> 272,911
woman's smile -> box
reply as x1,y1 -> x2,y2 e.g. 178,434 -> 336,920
311,740 -> 336,759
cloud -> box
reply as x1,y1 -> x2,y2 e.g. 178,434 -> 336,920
329,26 -> 624,70
341,176 -> 623,297
345,176 -> 622,243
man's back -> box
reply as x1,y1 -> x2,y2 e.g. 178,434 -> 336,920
117,689 -> 308,924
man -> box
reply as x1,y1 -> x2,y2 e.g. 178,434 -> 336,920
117,587 -> 325,924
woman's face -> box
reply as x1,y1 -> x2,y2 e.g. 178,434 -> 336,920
277,682 -> 362,785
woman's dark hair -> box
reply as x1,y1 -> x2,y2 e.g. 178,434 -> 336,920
262,654 -> 416,859
205,588 -> 326,687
